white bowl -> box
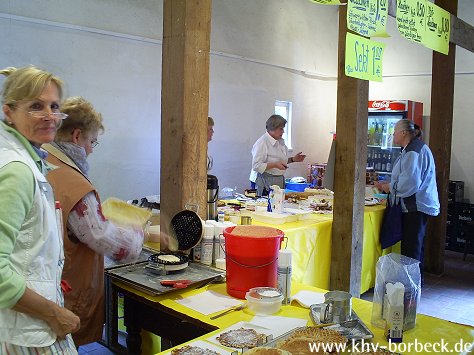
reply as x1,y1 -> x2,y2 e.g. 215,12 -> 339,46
245,287 -> 283,315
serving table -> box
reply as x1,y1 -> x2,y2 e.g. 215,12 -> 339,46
252,205 -> 393,294
105,278 -> 474,355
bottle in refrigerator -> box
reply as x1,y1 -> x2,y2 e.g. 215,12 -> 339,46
374,121 -> 380,145
381,153 -> 387,172
369,121 -> 376,145
387,123 -> 395,148
386,153 -> 392,172
381,123 -> 388,148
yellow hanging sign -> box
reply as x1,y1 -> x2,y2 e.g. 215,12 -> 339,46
396,0 -> 426,43
347,0 -> 389,38
345,32 -> 385,82
308,0 -> 346,4
423,2 -> 450,55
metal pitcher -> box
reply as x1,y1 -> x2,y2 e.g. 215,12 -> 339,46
320,290 -> 352,323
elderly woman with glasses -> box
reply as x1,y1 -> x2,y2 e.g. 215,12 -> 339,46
42,97 -> 144,348
0,66 -> 80,353
251,114 -> 306,196
375,119 -> 439,281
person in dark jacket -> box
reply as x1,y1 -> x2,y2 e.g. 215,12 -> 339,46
376,119 -> 440,278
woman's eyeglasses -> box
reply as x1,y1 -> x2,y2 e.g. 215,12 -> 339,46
28,111 -> 68,120
91,140 -> 99,148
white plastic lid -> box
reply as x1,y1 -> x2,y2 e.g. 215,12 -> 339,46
278,249 -> 292,267
246,287 -> 283,301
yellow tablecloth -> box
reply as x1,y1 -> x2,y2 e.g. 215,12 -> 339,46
114,281 -> 474,355
252,205 -> 395,294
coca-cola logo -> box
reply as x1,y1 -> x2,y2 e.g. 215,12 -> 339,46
371,101 -> 390,109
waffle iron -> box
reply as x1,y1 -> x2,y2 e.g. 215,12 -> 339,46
146,252 -> 190,273
146,204 -> 203,274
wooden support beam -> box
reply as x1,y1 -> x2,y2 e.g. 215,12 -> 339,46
425,0 -> 458,274
160,0 -> 211,238
387,0 -> 474,53
331,6 -> 368,297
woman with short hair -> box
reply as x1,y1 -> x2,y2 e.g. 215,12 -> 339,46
43,96 -> 144,348
251,114 -> 306,196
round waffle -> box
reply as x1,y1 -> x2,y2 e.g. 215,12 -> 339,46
289,327 -> 348,343
352,350 -> 398,355
216,328 -> 267,348
276,336 -> 325,355
171,345 -> 219,355
280,327 -> 347,354
243,347 -> 291,355
148,252 -> 189,266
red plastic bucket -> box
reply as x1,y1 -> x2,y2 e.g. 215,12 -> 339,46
223,226 -> 284,299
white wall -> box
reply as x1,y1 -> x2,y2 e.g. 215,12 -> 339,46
0,0 -> 473,201
0,0 -> 164,200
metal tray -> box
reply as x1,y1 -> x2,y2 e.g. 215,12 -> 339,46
106,261 -> 224,296
247,326 -> 400,355
310,304 -> 374,340
253,326 -> 345,350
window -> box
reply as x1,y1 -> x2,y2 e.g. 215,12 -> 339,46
275,100 -> 292,149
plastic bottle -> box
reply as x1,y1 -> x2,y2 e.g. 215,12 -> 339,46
386,153 -> 393,172
387,123 -> 395,148
381,153 -> 387,172
277,249 -> 292,305
374,121 -> 380,145
217,211 -> 225,222
200,224 -> 215,266
369,121 -> 375,145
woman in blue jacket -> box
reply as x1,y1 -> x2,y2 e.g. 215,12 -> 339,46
376,120 -> 440,278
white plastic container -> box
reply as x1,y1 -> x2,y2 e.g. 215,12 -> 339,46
201,223 -> 215,265
269,185 -> 284,213
245,287 -> 284,315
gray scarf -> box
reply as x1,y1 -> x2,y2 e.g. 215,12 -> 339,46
52,141 -> 90,176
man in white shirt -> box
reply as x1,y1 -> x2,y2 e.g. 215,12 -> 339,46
251,114 -> 306,196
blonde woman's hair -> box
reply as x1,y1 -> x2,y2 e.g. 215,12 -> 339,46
55,96 -> 104,141
0,66 -> 63,107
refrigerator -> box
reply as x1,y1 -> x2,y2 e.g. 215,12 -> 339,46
367,100 -> 423,180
